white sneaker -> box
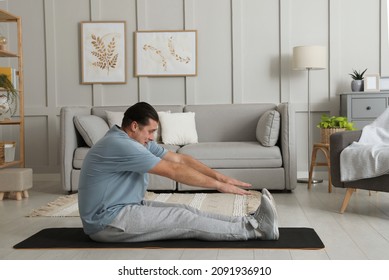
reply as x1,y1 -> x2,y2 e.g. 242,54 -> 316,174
261,188 -> 278,220
261,188 -> 274,203
253,195 -> 279,240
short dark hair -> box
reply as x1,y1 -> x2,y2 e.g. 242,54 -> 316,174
121,102 -> 159,128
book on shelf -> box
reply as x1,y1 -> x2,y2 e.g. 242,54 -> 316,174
0,66 -> 18,90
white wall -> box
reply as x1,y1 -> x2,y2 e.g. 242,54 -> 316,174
0,0 -> 386,176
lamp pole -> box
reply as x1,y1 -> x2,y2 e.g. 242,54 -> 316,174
297,67 -> 323,184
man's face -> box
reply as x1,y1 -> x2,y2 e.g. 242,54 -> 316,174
132,119 -> 158,146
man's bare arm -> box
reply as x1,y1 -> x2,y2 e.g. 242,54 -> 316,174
148,152 -> 251,195
163,151 -> 252,188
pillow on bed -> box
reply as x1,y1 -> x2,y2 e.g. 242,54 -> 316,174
256,110 -> 280,147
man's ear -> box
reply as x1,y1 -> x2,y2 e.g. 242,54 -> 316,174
130,121 -> 139,132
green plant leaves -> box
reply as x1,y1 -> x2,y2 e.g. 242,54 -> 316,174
316,114 -> 356,130
349,68 -> 367,80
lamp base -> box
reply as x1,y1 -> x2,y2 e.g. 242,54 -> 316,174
297,178 -> 323,184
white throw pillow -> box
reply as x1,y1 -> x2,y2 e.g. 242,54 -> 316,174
105,111 -> 124,128
155,111 -> 171,142
74,115 -> 109,147
256,110 -> 280,147
158,112 -> 198,145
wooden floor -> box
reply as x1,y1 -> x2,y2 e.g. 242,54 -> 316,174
1,178 -> 389,260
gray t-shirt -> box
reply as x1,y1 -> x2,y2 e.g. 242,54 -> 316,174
78,125 -> 167,235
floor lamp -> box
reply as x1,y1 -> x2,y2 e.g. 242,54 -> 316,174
293,45 -> 327,184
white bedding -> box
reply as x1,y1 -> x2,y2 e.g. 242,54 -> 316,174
340,107 -> 389,182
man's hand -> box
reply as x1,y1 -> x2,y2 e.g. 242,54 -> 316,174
216,183 -> 252,195
217,173 -> 252,189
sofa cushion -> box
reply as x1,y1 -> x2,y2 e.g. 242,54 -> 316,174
184,104 -> 277,142
256,110 -> 280,147
105,111 -> 124,128
158,112 -> 198,145
73,147 -> 90,169
178,142 -> 282,169
73,115 -> 109,147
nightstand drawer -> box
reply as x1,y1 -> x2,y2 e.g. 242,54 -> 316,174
351,98 -> 387,118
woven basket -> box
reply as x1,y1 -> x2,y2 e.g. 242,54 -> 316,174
0,141 -> 16,164
320,128 -> 346,144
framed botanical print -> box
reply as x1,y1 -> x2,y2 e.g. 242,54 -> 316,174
135,30 -> 197,77
81,21 -> 126,84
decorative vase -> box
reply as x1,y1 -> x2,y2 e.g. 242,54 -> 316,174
0,34 -> 7,51
0,94 -> 10,120
320,128 -> 346,144
351,80 -> 364,92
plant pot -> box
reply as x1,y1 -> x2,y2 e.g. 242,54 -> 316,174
351,80 -> 364,92
320,128 -> 346,144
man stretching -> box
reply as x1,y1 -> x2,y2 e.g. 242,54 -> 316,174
78,102 -> 279,242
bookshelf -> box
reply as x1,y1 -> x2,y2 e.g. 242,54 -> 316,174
0,9 -> 24,168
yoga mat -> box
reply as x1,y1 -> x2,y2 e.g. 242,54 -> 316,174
14,227 -> 324,250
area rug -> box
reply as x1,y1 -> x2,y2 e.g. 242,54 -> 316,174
27,191 -> 262,218
13,227 -> 324,250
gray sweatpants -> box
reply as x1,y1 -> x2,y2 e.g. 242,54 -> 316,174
90,200 -> 258,242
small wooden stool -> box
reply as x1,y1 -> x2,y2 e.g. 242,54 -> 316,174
0,168 -> 33,200
308,143 -> 332,192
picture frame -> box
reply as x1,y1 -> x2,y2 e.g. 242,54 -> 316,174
380,76 -> 389,91
134,30 -> 197,77
81,21 -> 126,84
364,74 -> 380,92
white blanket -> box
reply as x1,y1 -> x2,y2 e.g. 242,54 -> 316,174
340,107 -> 389,182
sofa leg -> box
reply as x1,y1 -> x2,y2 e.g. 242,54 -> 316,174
340,188 -> 355,214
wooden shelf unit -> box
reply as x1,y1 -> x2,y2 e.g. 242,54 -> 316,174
0,9 -> 24,169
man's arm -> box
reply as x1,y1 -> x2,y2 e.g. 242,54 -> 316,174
148,151 -> 251,195
165,151 -> 251,187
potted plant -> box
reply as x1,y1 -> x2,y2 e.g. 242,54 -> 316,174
349,68 -> 367,92
0,74 -> 18,120
317,114 -> 356,144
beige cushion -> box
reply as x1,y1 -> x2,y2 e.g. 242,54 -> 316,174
74,115 -> 109,147
256,110 -> 280,147
178,142 -> 282,168
105,111 -> 124,128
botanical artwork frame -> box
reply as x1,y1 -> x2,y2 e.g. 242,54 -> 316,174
364,74 -> 380,92
134,30 -> 197,77
81,21 -> 126,84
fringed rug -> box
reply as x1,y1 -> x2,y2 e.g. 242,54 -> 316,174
28,191 -> 261,218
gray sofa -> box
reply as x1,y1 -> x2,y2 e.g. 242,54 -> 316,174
60,103 -> 296,193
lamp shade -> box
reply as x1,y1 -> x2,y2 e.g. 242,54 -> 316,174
293,45 -> 327,70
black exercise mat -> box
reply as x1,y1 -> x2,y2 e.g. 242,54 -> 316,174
14,227 -> 324,250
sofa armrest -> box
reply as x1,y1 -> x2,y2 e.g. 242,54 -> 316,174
330,130 -> 362,188
277,103 -> 297,190
60,106 -> 91,192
